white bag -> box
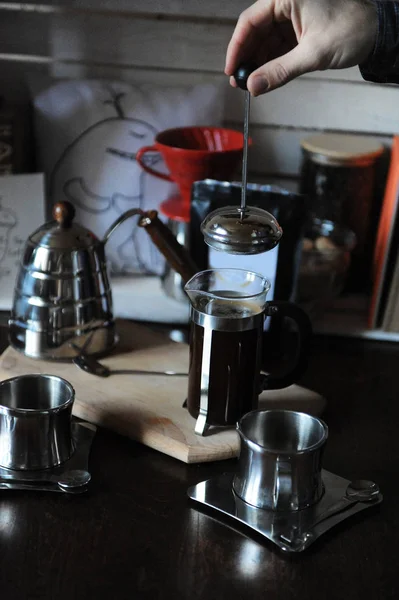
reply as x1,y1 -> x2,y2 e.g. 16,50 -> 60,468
32,78 -> 225,275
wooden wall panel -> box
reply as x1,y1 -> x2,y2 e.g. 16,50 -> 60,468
0,5 -> 372,82
51,60 -> 399,135
0,0 -> 397,178
0,0 -> 247,20
50,14 -> 231,72
0,61 -> 49,102
50,13 -> 366,82
0,10 -> 49,56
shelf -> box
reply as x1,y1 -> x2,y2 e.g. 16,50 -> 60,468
2,282 -> 398,343
310,295 -> 399,342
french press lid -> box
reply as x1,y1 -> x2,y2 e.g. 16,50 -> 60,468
29,202 -> 98,250
201,205 -> 283,255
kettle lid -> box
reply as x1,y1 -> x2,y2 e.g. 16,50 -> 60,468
29,202 -> 99,249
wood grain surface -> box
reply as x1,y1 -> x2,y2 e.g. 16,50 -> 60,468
0,320 -> 325,463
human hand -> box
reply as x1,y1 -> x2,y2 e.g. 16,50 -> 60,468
225,0 -> 378,95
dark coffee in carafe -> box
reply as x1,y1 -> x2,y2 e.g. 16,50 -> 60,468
187,296 -> 263,427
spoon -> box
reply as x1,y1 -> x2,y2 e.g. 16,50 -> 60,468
56,469 -> 91,491
0,469 -> 91,493
73,353 -> 187,378
279,479 -> 380,551
306,479 -> 380,531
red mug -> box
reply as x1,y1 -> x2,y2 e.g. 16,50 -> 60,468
136,126 -> 248,208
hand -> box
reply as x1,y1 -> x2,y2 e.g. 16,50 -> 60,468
225,0 -> 378,95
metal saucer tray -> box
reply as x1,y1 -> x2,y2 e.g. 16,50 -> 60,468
187,470 -> 383,553
0,419 -> 96,494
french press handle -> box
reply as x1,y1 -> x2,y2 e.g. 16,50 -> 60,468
260,301 -> 313,390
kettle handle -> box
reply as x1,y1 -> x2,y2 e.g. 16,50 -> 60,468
138,211 -> 198,284
103,208 -> 198,284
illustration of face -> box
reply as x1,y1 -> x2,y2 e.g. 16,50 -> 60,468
50,117 -> 176,274
51,118 -> 157,211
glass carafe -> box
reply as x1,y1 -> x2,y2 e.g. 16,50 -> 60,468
185,269 -> 312,436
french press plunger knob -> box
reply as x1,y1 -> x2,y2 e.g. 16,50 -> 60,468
233,62 -> 258,90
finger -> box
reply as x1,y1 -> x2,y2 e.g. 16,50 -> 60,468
225,0 -> 275,75
229,76 -> 238,88
247,41 -> 321,95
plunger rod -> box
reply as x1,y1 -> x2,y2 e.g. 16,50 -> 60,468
241,90 -> 250,215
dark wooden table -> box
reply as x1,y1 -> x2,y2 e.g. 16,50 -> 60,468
0,328 -> 397,600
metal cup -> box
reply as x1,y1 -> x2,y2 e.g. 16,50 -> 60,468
233,409 -> 328,511
0,374 -> 75,470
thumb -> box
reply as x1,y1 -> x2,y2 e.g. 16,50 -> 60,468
248,43 -> 321,95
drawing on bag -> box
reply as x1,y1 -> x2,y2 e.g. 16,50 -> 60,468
0,198 -> 17,267
49,85 -> 166,275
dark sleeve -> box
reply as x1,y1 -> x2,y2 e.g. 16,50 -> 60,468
359,1 -> 399,84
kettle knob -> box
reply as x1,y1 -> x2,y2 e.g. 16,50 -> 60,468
53,201 -> 75,227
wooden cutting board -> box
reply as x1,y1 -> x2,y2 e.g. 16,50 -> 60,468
0,320 -> 326,464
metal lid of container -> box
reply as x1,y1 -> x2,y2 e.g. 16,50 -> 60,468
29,202 -> 99,250
301,133 -> 384,167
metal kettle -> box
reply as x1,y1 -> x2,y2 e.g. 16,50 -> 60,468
9,201 -> 198,361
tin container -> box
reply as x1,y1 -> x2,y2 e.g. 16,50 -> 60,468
300,133 -> 384,288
